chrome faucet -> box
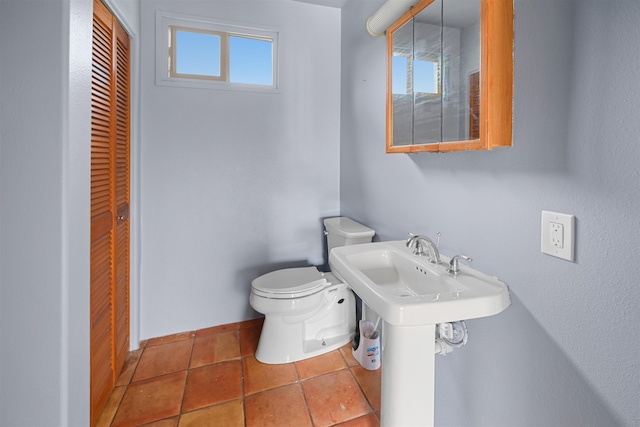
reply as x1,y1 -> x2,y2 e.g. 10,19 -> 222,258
406,234 -> 441,264
447,255 -> 473,275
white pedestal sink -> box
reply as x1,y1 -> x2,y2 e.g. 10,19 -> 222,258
329,240 -> 510,427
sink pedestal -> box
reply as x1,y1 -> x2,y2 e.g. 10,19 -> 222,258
329,240 -> 511,426
381,322 -> 436,427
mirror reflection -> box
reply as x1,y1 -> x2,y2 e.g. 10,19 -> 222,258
390,0 -> 480,146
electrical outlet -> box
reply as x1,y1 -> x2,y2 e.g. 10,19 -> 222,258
550,222 -> 564,248
541,211 -> 575,261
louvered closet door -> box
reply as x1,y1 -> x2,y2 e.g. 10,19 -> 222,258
113,4 -> 130,387
91,0 -> 130,425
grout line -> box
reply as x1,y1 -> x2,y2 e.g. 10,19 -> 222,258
126,348 -> 143,385
107,349 -> 144,426
176,334 -> 196,423
298,375 -> 316,427
104,320 -> 381,426
240,355 -> 247,427
348,365 -> 377,416
293,359 -> 302,383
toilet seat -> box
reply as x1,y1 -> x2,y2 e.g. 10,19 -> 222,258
251,267 -> 329,299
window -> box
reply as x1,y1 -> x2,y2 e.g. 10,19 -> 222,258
171,27 -> 224,80
157,12 -> 278,92
392,50 -> 445,97
413,54 -> 438,94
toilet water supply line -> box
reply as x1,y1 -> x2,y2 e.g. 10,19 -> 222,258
434,321 -> 468,356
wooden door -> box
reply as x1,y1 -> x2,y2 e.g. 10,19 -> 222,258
90,0 -> 130,424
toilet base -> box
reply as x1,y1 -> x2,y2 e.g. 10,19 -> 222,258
254,286 -> 356,364
255,327 -> 355,364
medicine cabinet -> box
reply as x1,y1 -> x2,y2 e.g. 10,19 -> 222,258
386,0 -> 513,153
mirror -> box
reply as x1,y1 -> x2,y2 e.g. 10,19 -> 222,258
386,0 -> 513,153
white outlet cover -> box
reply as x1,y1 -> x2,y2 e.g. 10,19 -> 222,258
541,211 -> 575,261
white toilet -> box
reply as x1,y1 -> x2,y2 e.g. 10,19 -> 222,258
250,217 -> 375,364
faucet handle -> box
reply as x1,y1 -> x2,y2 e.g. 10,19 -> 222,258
406,233 -> 427,256
447,255 -> 473,275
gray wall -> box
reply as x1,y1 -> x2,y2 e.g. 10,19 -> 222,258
2,0 -> 638,425
0,0 -> 138,424
0,0 -> 92,425
341,0 -> 639,426
139,0 -> 342,339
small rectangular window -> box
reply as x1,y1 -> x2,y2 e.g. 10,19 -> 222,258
229,35 -> 273,85
170,27 -> 225,80
157,12 -> 279,92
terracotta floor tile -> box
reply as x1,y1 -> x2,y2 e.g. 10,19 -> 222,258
334,413 -> 380,427
133,339 -> 193,382
240,324 -> 262,357
350,366 -> 381,411
181,360 -> 243,413
111,371 -> 187,427
179,400 -> 244,427
116,347 -> 144,386
140,417 -> 179,427
195,323 -> 238,338
96,385 -> 126,427
190,330 -> 241,368
243,355 -> 298,395
302,370 -> 371,427
339,342 -> 359,367
147,331 -> 195,347
104,321 -> 381,427
240,317 -> 264,329
245,383 -> 313,427
295,350 -> 347,380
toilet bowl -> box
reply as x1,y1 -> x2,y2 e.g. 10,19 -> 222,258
250,217 -> 375,364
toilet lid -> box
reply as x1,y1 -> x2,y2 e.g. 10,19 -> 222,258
251,267 -> 328,298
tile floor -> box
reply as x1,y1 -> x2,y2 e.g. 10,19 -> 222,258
97,318 -> 381,427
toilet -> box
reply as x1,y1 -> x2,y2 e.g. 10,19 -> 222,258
250,217 -> 375,364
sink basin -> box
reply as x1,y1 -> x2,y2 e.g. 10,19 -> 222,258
329,240 -> 510,325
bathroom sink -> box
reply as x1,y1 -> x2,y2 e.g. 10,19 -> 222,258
329,240 -> 510,326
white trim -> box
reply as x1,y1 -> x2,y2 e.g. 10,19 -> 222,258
128,25 -> 142,352
99,0 -> 135,38
62,0 -> 93,424
169,26 -> 227,81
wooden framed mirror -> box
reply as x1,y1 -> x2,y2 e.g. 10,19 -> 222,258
386,0 -> 513,153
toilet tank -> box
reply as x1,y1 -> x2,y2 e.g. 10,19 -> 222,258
323,217 -> 375,253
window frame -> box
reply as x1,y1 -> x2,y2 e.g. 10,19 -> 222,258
169,26 -> 227,81
156,11 -> 280,93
